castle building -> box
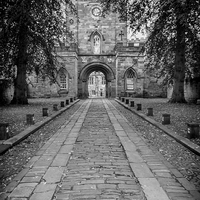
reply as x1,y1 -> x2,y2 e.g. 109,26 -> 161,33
28,0 -> 165,99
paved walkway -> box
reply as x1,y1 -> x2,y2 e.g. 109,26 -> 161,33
2,99 -> 199,200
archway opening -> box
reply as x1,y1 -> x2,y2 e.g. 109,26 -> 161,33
78,62 -> 115,99
88,71 -> 106,98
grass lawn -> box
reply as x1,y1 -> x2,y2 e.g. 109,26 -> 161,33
0,97 -> 67,139
130,98 -> 200,145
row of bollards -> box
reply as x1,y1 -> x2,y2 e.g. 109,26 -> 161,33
119,96 -> 199,139
38,97 -> 76,119
0,97 -> 77,140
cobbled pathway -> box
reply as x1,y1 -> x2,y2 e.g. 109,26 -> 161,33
55,100 -> 145,200
2,99 -> 199,200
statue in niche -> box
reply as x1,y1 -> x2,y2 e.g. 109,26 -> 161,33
93,35 -> 101,54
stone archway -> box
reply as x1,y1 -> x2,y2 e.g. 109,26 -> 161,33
79,62 -> 115,98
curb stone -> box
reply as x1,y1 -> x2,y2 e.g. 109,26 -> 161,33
115,98 -> 200,156
0,99 -> 80,155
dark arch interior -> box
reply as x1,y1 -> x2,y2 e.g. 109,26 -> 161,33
79,62 -> 115,99
79,62 -> 115,82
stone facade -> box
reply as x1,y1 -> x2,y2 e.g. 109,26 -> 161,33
27,0 -> 166,99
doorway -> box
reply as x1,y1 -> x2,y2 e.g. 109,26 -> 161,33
78,62 -> 115,99
88,71 -> 106,98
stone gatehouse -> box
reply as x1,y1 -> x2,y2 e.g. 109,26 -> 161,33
28,0 -> 166,99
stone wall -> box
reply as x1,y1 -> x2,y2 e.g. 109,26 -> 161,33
116,43 -> 146,97
27,73 -> 60,98
58,52 -> 78,97
28,51 -> 78,98
76,1 -> 127,54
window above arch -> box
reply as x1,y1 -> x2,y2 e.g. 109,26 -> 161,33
93,34 -> 101,54
88,31 -> 105,54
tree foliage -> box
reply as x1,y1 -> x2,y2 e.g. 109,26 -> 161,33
0,0 -> 76,104
100,0 -> 200,102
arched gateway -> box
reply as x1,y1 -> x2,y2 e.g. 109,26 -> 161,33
28,0 -> 165,99
78,62 -> 115,98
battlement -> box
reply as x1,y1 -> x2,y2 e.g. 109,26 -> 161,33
55,43 -> 78,53
114,41 -> 145,52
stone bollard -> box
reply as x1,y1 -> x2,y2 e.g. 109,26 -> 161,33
0,123 -> 10,140
187,123 -> 199,139
125,98 -> 129,105
70,97 -> 73,103
137,103 -> 142,111
121,97 -> 125,102
53,104 -> 58,111
60,101 -> 65,107
130,100 -> 134,107
147,108 -> 153,116
162,114 -> 170,125
66,99 -> 70,105
26,114 -> 35,125
42,108 -> 48,117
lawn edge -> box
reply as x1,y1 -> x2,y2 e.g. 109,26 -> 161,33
0,99 -> 80,155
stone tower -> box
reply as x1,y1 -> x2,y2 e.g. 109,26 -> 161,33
28,0 -> 165,98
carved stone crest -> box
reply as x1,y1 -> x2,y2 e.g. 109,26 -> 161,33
132,59 -> 138,66
81,57 -> 88,63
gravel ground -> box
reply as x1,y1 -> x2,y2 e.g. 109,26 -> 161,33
0,100 -> 84,191
111,100 -> 200,192
0,98 -> 68,139
127,98 -> 200,146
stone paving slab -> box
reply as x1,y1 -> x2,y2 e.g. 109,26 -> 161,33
139,178 -> 170,200
106,100 -> 199,200
1,100 -> 88,200
1,99 -> 199,200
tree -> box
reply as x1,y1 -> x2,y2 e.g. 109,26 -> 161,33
0,0 -> 76,104
100,0 -> 200,103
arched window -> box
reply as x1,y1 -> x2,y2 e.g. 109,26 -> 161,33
125,68 -> 137,90
88,30 -> 105,54
60,73 -> 67,89
58,68 -> 68,90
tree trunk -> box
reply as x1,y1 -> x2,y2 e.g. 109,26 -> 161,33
11,66 -> 28,104
11,24 -> 28,104
169,14 -> 186,103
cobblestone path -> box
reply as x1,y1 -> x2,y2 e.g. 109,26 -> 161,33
55,100 -> 146,200
3,99 -> 199,200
